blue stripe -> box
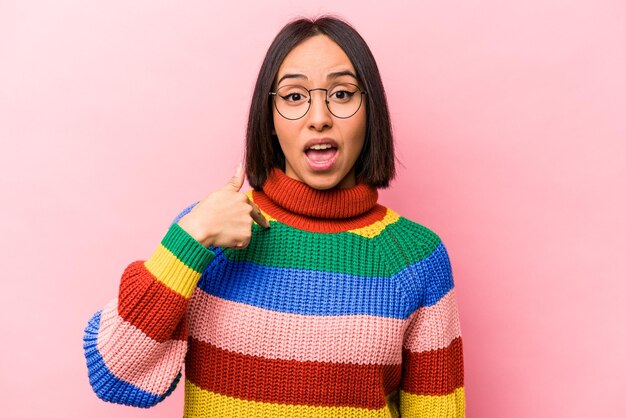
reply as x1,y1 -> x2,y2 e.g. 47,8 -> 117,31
395,242 -> 455,314
422,242 -> 454,306
198,242 -> 453,319
170,201 -> 200,226
82,310 -> 180,408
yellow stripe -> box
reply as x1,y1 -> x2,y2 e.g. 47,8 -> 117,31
348,208 -> 400,238
184,380 -> 399,418
144,244 -> 202,298
399,387 -> 466,417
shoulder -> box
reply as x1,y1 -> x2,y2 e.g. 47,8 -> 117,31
169,201 -> 201,226
378,204 -> 445,260
378,205 -> 454,313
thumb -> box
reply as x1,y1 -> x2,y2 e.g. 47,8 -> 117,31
225,162 -> 245,192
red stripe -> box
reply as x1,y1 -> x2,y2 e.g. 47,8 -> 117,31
118,260 -> 188,343
253,191 -> 388,233
185,337 -> 401,409
401,337 -> 464,395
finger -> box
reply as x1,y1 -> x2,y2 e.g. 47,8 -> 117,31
224,162 -> 245,192
249,201 -> 270,229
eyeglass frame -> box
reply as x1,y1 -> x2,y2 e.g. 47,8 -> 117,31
269,83 -> 367,120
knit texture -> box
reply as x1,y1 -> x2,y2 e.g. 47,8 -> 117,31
83,167 -> 465,417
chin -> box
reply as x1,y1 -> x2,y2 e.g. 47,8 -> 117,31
301,172 -> 343,191
305,177 -> 338,190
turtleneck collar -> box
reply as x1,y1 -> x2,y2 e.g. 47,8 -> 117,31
251,167 -> 386,233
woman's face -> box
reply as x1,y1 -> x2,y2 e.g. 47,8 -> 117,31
272,35 -> 367,190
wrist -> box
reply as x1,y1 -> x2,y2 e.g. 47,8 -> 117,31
177,217 -> 215,247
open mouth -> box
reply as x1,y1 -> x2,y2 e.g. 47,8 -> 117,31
306,143 -> 337,161
303,137 -> 340,171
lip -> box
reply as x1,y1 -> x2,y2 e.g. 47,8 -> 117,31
303,137 -> 339,151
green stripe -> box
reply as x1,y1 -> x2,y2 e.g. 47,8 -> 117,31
161,223 -> 215,273
227,217 -> 441,276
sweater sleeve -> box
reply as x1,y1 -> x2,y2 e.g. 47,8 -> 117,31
399,240 -> 466,417
83,205 -> 214,408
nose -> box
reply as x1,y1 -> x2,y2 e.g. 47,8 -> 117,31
306,89 -> 333,131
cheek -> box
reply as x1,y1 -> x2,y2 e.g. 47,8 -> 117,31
350,111 -> 367,149
346,114 -> 367,164
272,108 -> 292,140
273,121 -> 297,158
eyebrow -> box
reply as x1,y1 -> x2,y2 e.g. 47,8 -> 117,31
276,70 -> 358,86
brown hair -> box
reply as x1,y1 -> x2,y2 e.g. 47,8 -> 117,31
245,15 -> 395,189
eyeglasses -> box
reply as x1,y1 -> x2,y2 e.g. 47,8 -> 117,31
269,82 -> 367,120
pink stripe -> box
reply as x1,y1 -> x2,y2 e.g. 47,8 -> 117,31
96,300 -> 187,395
403,288 -> 462,353
187,289 -> 406,365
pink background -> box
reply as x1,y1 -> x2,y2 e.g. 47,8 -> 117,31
1,1 -> 625,417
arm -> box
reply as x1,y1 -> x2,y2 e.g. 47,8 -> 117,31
83,212 -> 214,408
399,241 -> 466,417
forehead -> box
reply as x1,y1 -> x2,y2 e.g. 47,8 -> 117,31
275,35 -> 356,84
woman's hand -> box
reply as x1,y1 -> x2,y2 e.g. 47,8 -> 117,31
177,163 -> 270,249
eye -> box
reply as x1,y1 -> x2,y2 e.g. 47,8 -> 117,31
277,85 -> 309,105
282,92 -> 305,102
332,90 -> 354,100
329,84 -> 358,102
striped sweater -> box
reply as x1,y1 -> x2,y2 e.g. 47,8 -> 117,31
83,167 -> 466,417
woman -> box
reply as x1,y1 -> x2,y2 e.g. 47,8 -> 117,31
84,15 -> 466,417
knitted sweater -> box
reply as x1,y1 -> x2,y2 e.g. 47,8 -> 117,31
83,167 -> 466,417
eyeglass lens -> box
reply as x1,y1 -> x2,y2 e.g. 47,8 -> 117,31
273,83 -> 364,120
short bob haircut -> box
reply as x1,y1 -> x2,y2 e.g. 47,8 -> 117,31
245,15 -> 395,190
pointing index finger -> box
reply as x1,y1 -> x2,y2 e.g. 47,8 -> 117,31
250,201 -> 270,229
